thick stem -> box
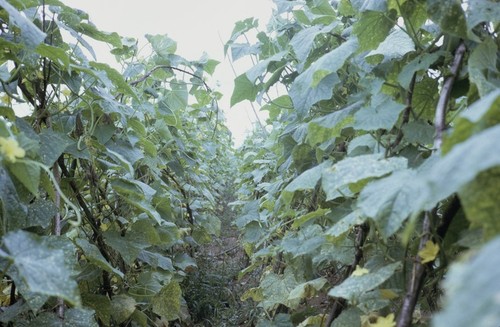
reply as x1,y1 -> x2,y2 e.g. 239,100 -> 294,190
396,213 -> 431,327
434,42 -> 467,149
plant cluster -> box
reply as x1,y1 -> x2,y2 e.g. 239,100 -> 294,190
228,0 -> 500,326
0,0 -> 235,325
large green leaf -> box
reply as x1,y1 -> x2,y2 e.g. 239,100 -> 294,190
366,28 -> 415,63
468,39 -> 499,97
1,231 -> 80,306
426,0 -> 467,37
0,0 -> 46,49
151,281 -> 182,321
8,160 -> 40,195
290,25 -> 330,63
307,101 -> 361,145
459,167 -> 500,240
433,236 -> 500,327
321,154 -> 407,201
281,161 -> 331,203
466,0 -> 500,31
111,294 -> 136,324
280,224 -> 325,258
358,169 -> 427,238
39,129 -> 74,166
353,10 -> 396,51
0,167 -> 28,231
354,94 -> 406,131
75,238 -> 124,278
231,73 -> 259,106
145,34 -> 177,57
260,268 -> 301,310
289,38 -> 358,115
328,262 -> 401,302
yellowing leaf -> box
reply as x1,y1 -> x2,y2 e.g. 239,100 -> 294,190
0,137 -> 25,163
352,265 -> 370,276
379,289 -> 398,300
418,240 -> 440,263
371,313 -> 396,327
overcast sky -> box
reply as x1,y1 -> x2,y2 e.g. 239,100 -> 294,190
62,0 -> 275,146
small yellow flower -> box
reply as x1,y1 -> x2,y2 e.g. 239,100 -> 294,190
370,313 -> 396,327
352,265 -> 369,276
0,137 -> 26,163
418,240 -> 440,264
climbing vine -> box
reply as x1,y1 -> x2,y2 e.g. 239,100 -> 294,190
0,0 -> 234,325
228,0 -> 500,326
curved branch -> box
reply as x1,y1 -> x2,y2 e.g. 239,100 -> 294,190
434,42 -> 467,149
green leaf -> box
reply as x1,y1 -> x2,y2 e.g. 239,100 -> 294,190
246,51 -> 287,82
307,101 -> 361,145
260,268 -> 301,310
398,51 -> 443,89
231,73 -> 259,106
331,307 -> 363,327
82,294 -> 111,326
468,38 -> 499,97
358,169 -> 426,238
281,224 -> 325,258
0,167 -> 28,231
151,281 -> 182,321
426,0 -> 467,37
1,231 -> 81,306
289,38 -> 358,115
39,129 -> 74,166
411,75 -> 439,120
8,160 -> 40,195
111,294 -> 136,324
366,28 -> 415,63
292,208 -> 331,229
321,154 -> 407,201
353,10 -> 396,51
145,34 -> 177,57
282,161 -> 331,203
27,198 -> 57,229
466,0 -> 500,31
424,125 -> 500,209
402,120 -> 435,145
354,94 -> 406,131
290,25 -> 329,63
90,62 -> 138,99
36,43 -> 71,68
433,236 -> 500,327
459,167 -> 500,240
328,262 -> 401,302
75,238 -> 124,278
326,210 -> 366,238
0,0 -> 46,49
288,277 -> 327,301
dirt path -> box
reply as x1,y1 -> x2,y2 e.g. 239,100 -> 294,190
183,197 -> 258,326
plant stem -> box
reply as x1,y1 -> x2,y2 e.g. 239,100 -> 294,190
434,42 -> 467,149
396,213 -> 431,327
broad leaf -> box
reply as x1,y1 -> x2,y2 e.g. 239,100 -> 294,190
354,94 -> 406,131
353,10 -> 395,51
427,0 -> 467,37
433,237 -> 500,327
328,262 -> 401,302
322,154 -> 407,201
289,38 -> 358,115
151,281 -> 182,321
0,0 -> 46,48
1,231 -> 80,306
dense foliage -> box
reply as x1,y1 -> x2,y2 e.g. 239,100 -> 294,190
0,0 -> 235,325
228,0 -> 500,326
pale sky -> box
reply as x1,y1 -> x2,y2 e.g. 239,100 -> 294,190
62,0 -> 274,146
